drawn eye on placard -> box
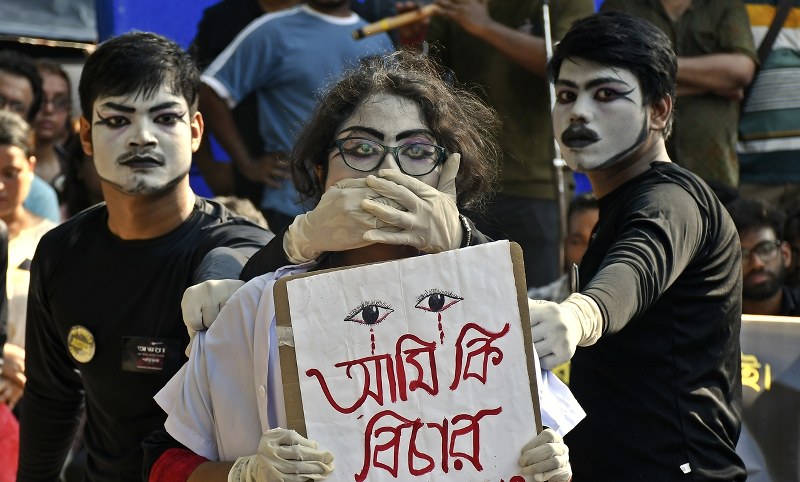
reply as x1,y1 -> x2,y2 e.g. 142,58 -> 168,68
345,300 -> 394,355
415,289 -> 463,344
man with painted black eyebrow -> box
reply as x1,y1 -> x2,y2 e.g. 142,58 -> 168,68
18,32 -> 272,481
529,11 -> 745,480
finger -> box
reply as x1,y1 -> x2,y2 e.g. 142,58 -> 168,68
520,428 -> 558,454
267,428 -> 319,449
519,436 -> 566,472
361,199 -> 415,229
8,371 -> 26,387
363,229 -> 424,250
371,170 -> 437,202
436,153 -> 460,196
537,352 -> 561,371
331,177 -> 370,189
270,458 -> 333,477
275,444 -> 335,465
181,293 -> 205,332
201,304 -> 222,329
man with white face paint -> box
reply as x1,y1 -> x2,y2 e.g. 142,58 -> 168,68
18,32 -> 272,481
529,11 -> 745,480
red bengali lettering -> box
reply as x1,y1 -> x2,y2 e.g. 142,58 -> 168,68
450,322 -> 510,390
354,407 -> 502,481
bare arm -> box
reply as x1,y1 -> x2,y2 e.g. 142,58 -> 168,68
199,84 -> 287,188
435,0 -> 548,76
187,462 -> 235,482
676,53 -> 756,100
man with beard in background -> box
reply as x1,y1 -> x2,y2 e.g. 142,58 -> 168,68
727,197 -> 800,317
726,196 -> 800,482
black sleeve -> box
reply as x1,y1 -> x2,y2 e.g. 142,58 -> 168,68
18,243 -> 85,480
193,246 -> 260,284
142,429 -> 190,480
239,227 -> 291,282
583,184 -> 704,334
193,213 -> 274,283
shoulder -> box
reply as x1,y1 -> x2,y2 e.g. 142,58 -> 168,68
623,163 -> 713,210
783,285 -> 800,316
194,198 -> 268,231
38,204 -> 105,249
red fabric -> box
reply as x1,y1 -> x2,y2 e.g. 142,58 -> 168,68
0,404 -> 19,482
149,447 -> 208,482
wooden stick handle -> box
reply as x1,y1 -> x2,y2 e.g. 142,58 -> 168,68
352,4 -> 438,40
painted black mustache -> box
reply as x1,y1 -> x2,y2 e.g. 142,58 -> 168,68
561,125 -> 600,146
117,149 -> 165,166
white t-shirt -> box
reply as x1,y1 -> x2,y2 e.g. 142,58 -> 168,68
7,216 -> 57,347
156,264 -> 308,460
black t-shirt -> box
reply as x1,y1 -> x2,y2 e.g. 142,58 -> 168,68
566,162 -> 746,481
18,198 -> 272,481
780,285 -> 800,316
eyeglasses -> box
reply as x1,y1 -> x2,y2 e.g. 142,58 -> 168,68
741,240 -> 782,264
331,137 -> 446,177
0,94 -> 29,116
42,96 -> 71,113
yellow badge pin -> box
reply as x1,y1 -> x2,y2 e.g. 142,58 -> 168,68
67,325 -> 96,363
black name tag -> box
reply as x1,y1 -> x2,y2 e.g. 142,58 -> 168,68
121,337 -> 181,373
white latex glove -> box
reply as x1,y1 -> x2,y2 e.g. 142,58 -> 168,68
519,428 -> 572,482
361,153 -> 463,253
182,279 -> 246,356
284,178 -> 403,264
228,428 -> 335,482
530,292 -> 603,370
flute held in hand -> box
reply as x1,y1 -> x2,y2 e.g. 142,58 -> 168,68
352,4 -> 438,40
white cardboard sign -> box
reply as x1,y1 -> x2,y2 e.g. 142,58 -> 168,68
278,241 -> 540,482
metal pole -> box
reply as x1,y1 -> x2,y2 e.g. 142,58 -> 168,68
542,0 -> 569,275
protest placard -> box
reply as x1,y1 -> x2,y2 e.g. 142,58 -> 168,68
274,241 -> 541,481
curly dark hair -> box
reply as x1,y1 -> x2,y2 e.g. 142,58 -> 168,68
291,49 -> 500,211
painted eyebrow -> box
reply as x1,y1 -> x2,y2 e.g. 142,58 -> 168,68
337,126 -> 435,141
556,77 -> 633,89
97,101 -> 184,113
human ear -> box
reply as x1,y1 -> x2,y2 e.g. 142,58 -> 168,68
190,111 -> 204,153
649,95 -> 672,132
79,116 -> 93,157
781,241 -> 792,268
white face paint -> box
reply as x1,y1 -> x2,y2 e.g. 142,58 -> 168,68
325,94 -> 442,190
552,58 -> 650,172
85,83 -> 200,195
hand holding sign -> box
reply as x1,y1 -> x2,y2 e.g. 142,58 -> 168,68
229,428 -> 335,482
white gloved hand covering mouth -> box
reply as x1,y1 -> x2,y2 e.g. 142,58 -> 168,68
284,178 -> 403,264
361,152 -> 463,253
228,428 -> 335,482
